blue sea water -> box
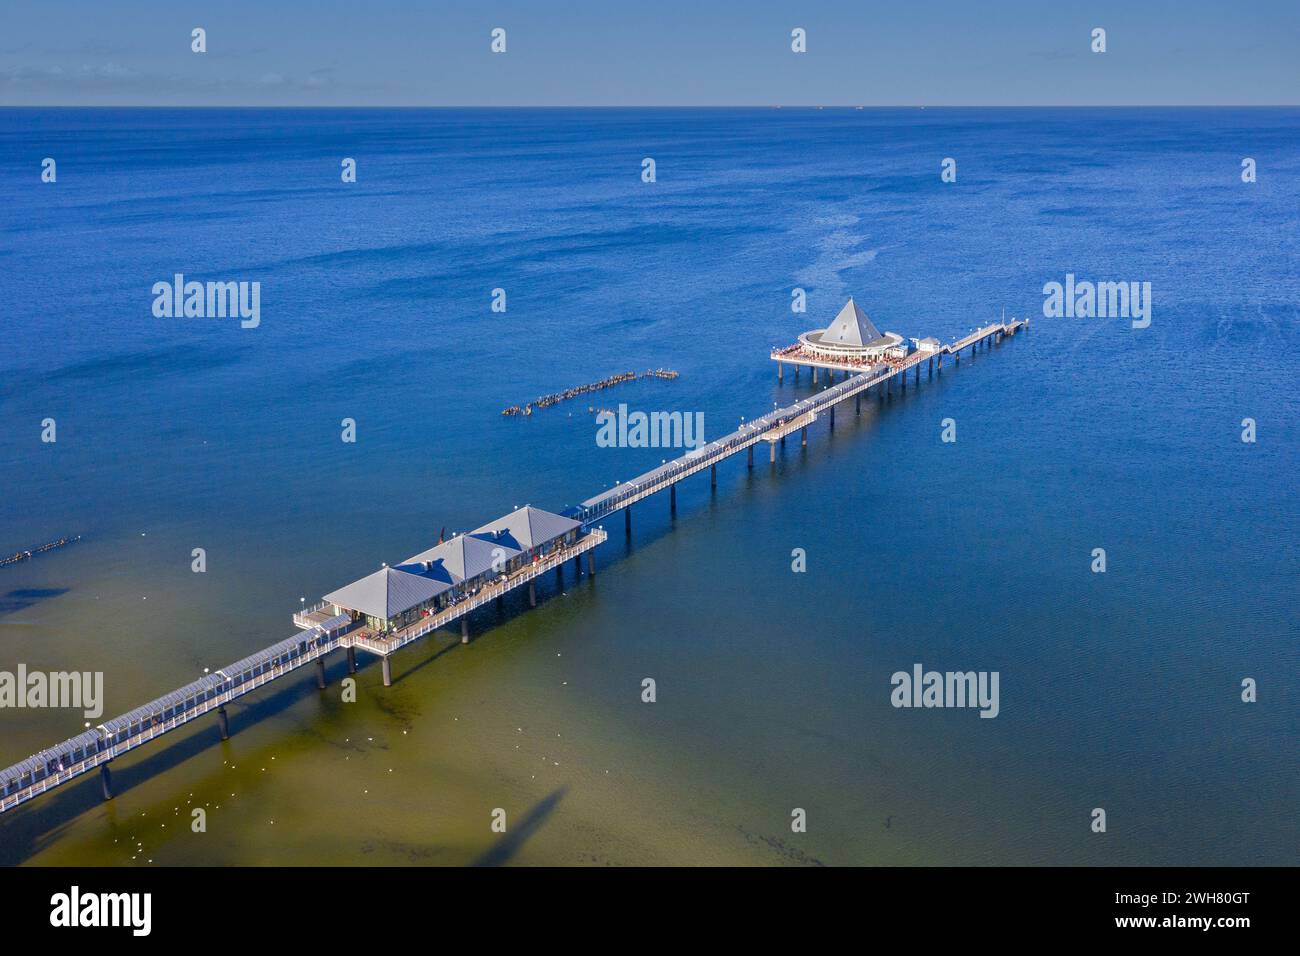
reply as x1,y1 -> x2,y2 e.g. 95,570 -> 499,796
0,108 -> 1296,865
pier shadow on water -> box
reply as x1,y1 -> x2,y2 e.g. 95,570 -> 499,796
387,572 -> 590,684
1,579 -> 590,863
471,787 -> 567,867
0,649 -> 379,865
385,633 -> 461,685
0,588 -> 70,616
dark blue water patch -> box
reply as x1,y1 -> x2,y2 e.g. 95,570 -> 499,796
1036,206 -> 1099,217
0,588 -> 70,616
25,342 -> 246,388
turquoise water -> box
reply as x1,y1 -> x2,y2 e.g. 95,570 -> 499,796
0,108 -> 1296,865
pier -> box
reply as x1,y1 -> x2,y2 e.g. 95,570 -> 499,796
0,315 -> 1026,815
1,535 -> 82,569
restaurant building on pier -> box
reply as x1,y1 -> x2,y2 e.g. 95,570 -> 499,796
320,505 -> 583,634
771,297 -> 913,379
797,298 -> 908,361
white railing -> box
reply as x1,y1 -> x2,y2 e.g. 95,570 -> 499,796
293,601 -> 329,628
577,363 -> 905,523
1,629 -> 345,813
579,325 -> 1022,526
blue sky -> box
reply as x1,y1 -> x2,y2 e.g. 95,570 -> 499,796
1,0 -> 1296,106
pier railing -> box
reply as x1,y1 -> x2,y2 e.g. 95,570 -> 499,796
575,362 -> 902,523
0,618 -> 351,814
576,320 -> 1023,527
293,600 -> 329,628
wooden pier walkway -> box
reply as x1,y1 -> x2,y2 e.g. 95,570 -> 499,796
0,319 -> 1025,816
573,318 -> 1025,527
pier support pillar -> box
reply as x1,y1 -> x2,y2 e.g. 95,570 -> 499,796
556,564 -> 564,588
801,426 -> 808,447
915,364 -> 920,385
812,367 -> 818,384
670,483 -> 677,516
710,463 -> 716,489
381,657 -> 392,687
461,617 -> 470,644
778,362 -> 783,383
769,443 -> 776,464
217,705 -> 230,740
747,446 -> 753,470
496,594 -> 504,610
586,551 -> 595,577
347,647 -> 357,674
574,555 -> 582,577
794,366 -> 799,381
938,354 -> 943,371
625,507 -> 631,537
315,658 -> 326,690
99,762 -> 113,801
528,580 -> 537,607
856,393 -> 861,416
829,405 -> 835,430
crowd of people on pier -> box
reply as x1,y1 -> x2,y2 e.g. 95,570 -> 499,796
774,343 -> 931,374
880,352 -> 922,371
773,344 -> 883,370
501,369 -> 679,417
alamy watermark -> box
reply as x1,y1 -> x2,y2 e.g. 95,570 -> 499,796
891,663 -> 1000,718
0,665 -> 103,718
1042,273 -> 1151,328
152,273 -> 260,328
50,886 -> 150,936
595,404 -> 705,449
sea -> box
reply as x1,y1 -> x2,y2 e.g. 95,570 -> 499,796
0,107 -> 1296,865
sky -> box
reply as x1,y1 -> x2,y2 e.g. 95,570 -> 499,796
1,0 -> 1296,106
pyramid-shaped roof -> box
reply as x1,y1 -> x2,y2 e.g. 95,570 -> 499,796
324,566 -> 450,620
471,506 -> 581,552
400,533 -> 521,585
821,298 -> 882,347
